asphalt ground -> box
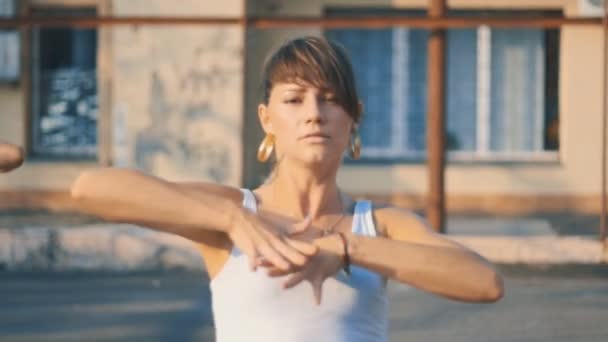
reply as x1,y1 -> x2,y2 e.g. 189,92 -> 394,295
0,269 -> 606,342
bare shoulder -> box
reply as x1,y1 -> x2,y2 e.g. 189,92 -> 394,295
370,203 -> 429,235
370,202 -> 459,247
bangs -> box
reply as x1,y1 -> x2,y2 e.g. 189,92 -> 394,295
267,42 -> 344,95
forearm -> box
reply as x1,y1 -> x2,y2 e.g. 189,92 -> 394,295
344,234 -> 503,302
70,168 -> 237,236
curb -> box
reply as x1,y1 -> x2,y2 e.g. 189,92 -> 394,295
0,224 -> 205,272
0,224 -> 606,272
452,236 -> 607,264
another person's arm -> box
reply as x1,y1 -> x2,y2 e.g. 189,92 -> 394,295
70,168 -> 316,270
0,142 -> 24,173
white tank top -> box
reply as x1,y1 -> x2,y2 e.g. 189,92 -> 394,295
210,189 -> 389,342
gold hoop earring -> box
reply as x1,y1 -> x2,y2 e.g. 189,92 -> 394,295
350,130 -> 361,160
257,134 -> 275,162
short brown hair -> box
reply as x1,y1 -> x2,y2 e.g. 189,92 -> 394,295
261,36 -> 362,124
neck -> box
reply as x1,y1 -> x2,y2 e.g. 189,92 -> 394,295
265,158 -> 343,220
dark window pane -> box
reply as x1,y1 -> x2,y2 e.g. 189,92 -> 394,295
406,29 -> 428,152
31,18 -> 98,158
446,29 -> 477,151
544,29 -> 559,151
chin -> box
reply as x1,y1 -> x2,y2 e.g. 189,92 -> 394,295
299,151 -> 340,167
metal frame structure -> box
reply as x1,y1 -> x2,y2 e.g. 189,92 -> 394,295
0,15 -> 602,29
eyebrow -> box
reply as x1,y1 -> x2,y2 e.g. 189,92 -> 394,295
282,86 -> 335,94
282,86 -> 306,92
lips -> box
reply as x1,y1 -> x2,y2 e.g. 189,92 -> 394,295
300,133 -> 330,140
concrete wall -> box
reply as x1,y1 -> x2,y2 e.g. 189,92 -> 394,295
244,0 -> 606,212
0,0 -> 605,213
111,0 -> 244,184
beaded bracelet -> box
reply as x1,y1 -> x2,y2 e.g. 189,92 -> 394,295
336,232 -> 351,276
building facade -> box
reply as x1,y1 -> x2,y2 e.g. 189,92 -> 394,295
0,0 -> 605,215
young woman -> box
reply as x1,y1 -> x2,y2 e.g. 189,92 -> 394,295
70,36 -> 503,342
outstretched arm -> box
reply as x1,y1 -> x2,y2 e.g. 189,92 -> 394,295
70,168 -> 239,239
70,168 -> 317,271
0,142 -> 24,173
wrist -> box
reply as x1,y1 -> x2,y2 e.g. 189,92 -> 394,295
316,233 -> 345,256
217,200 -> 243,234
335,232 -> 351,276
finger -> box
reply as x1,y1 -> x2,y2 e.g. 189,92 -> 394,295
267,267 -> 291,277
313,280 -> 323,306
235,235 -> 259,272
259,229 -> 309,267
285,238 -> 318,256
258,259 -> 295,273
283,272 -> 306,289
290,214 -> 312,234
257,258 -> 274,268
255,236 -> 291,271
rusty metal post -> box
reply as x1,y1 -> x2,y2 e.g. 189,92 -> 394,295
601,0 -> 608,253
426,0 -> 447,233
0,16 -> 602,29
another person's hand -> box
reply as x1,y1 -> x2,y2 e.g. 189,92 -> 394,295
261,233 -> 345,305
0,142 -> 24,173
226,207 -> 319,273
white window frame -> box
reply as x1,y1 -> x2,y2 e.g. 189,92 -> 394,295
360,26 -> 559,162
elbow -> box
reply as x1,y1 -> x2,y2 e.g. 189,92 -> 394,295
71,171 -> 94,200
479,270 -> 504,303
71,168 -> 114,199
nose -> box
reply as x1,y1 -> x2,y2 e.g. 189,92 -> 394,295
304,97 -> 325,125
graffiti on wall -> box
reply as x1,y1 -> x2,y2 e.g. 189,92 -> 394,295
133,30 -> 241,183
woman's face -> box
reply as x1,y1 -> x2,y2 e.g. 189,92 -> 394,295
258,82 -> 355,167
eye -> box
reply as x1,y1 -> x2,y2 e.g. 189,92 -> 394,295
322,94 -> 337,103
284,97 -> 302,104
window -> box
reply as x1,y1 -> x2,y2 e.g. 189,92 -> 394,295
326,10 -> 560,162
0,0 -> 19,83
30,8 -> 98,159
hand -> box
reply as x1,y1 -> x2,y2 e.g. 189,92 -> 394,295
225,206 -> 319,272
261,234 -> 345,305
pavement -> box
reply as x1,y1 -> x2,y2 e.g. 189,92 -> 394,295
1,211 -> 607,342
0,210 -> 607,272
0,271 -> 607,342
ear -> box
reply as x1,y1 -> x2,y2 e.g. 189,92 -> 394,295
258,103 -> 273,135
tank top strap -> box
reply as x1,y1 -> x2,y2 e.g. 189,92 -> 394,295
352,200 -> 378,237
240,188 -> 258,212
